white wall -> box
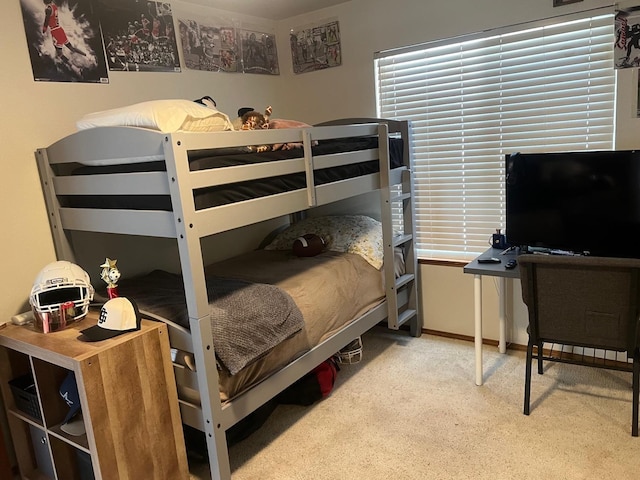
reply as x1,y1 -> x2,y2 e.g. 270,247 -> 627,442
272,0 -> 640,344
2,0 -> 639,338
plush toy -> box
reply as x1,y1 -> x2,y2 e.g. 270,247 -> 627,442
241,106 -> 272,131
233,107 -> 255,130
240,105 -> 316,151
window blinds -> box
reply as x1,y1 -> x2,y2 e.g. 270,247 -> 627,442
375,12 -> 615,261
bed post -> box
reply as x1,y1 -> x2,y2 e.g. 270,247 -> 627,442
163,134 -> 232,480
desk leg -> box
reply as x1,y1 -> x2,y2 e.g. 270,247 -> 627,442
499,277 -> 506,354
474,274 -> 483,386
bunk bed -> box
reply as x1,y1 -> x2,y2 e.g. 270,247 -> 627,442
35,116 -> 420,480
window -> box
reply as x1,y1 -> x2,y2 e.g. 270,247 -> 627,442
375,11 -> 615,261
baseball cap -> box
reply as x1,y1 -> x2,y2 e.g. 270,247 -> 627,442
61,413 -> 85,437
59,371 -> 81,425
80,297 -> 141,342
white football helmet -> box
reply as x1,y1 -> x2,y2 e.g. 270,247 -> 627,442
30,261 -> 95,333
336,336 -> 363,364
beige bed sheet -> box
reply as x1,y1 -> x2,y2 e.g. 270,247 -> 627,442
203,249 -> 385,402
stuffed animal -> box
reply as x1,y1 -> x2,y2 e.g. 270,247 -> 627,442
240,106 -> 316,151
241,106 -> 272,130
240,106 -> 273,152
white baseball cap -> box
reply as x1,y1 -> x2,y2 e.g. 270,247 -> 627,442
80,297 -> 141,342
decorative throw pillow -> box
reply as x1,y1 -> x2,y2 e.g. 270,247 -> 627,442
264,215 -> 384,269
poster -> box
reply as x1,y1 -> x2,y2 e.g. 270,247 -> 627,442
615,6 -> 640,69
637,72 -> 640,117
178,19 -> 239,72
239,28 -> 279,75
290,20 -> 341,74
20,0 -> 108,83
95,0 -> 180,72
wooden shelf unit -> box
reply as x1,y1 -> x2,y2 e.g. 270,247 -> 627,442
0,313 -> 189,480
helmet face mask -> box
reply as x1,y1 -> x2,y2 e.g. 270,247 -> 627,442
30,261 -> 94,333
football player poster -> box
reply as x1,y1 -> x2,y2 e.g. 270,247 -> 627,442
178,18 -> 239,73
94,0 -> 180,72
290,20 -> 341,74
20,0 -> 108,83
239,28 -> 279,75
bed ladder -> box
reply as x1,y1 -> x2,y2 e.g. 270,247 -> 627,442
379,123 -> 421,337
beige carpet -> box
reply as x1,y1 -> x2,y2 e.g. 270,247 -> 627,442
190,328 -> 640,480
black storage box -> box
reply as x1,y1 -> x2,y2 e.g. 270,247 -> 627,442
76,449 -> 95,480
9,374 -> 41,420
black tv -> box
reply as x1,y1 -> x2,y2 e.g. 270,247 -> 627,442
505,150 -> 640,258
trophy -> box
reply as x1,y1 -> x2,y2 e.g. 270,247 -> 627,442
100,258 -> 121,299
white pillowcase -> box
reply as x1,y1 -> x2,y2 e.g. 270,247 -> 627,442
76,99 -> 233,133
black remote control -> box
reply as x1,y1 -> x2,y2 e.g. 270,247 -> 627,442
505,259 -> 517,269
478,257 -> 501,264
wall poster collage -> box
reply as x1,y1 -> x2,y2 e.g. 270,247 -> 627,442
290,20 -> 341,74
178,18 -> 279,75
19,0 -> 285,83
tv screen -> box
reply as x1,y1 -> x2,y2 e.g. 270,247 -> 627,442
505,150 -> 640,258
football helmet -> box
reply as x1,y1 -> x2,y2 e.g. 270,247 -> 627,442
30,261 -> 94,333
336,336 -> 363,364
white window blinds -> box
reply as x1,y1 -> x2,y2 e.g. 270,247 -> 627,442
375,12 -> 615,261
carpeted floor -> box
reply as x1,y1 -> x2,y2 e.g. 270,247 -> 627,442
190,327 -> 640,479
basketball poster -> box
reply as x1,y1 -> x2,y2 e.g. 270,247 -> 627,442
20,0 -> 108,83
94,0 -> 180,72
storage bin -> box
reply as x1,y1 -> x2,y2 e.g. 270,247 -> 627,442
9,374 -> 41,420
76,447 -> 95,479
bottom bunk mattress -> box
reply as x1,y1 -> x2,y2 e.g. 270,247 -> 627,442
114,249 -> 385,402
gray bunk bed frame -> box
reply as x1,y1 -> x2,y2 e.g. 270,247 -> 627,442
35,118 -> 420,480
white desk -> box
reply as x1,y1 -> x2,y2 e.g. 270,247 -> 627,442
463,247 -> 520,386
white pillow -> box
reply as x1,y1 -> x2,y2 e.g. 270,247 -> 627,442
76,99 -> 233,133
264,215 -> 384,269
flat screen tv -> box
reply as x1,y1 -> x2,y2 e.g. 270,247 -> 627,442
505,150 -> 640,258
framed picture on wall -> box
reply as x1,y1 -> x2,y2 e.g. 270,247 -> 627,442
553,0 -> 583,6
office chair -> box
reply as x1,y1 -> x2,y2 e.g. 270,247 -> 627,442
518,253 -> 640,436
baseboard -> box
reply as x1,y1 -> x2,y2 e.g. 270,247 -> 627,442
422,328 -> 527,351
421,328 -> 633,369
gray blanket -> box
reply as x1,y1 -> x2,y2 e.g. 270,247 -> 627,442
208,276 -> 304,375
109,270 -> 304,375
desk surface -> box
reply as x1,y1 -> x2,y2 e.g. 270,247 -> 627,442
463,247 -> 520,278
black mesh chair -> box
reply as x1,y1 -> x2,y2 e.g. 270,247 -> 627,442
518,254 -> 640,436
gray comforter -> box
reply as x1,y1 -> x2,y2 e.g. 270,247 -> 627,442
112,270 -> 304,375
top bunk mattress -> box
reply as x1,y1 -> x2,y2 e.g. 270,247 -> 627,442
59,136 -> 404,211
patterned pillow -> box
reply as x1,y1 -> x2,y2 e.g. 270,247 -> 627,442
264,215 -> 383,269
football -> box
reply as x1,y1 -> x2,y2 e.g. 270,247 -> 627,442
292,234 -> 326,257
